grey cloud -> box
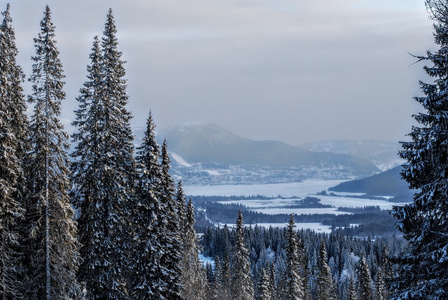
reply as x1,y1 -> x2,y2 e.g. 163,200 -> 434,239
9,0 -> 433,144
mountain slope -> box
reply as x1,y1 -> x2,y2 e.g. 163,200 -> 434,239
299,140 -> 403,171
157,123 -> 380,174
328,166 -> 414,202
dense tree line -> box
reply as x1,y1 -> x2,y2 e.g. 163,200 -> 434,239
200,218 -> 404,300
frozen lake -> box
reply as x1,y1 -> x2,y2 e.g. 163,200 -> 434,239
184,179 -> 346,198
186,180 -> 409,231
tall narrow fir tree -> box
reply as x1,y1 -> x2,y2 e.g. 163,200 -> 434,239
71,9 -> 136,299
130,111 -> 167,299
25,6 -> 81,299
0,4 -> 28,298
231,211 -> 254,300
159,140 -> 183,299
283,214 -> 303,300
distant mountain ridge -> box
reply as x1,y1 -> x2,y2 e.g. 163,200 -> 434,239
157,123 -> 380,171
132,123 -> 382,185
300,140 -> 404,171
328,166 -> 414,202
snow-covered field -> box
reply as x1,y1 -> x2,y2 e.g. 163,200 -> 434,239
186,180 -> 409,232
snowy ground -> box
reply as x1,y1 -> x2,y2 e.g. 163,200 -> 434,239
186,180 -> 409,232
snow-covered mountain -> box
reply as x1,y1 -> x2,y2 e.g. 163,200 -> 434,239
135,123 -> 381,185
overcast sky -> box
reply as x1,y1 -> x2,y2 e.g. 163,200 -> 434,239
9,0 -> 435,145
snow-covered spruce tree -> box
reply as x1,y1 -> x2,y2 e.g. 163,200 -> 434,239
177,181 -> 187,228
24,6 -> 81,299
71,10 -> 136,299
282,214 -> 303,300
391,1 -> 448,298
0,4 -> 28,298
180,199 -> 208,300
348,276 -> 356,300
159,140 -> 182,299
375,267 -> 387,300
257,264 -> 273,300
357,252 -> 372,300
316,240 -> 334,300
297,232 -> 310,300
231,211 -> 254,300
130,111 -> 168,299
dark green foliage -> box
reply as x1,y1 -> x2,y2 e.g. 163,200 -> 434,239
71,9 -> 135,299
0,4 -> 27,298
24,6 -> 81,299
231,211 -> 254,300
158,140 -> 183,299
391,1 -> 448,298
130,111 -> 168,299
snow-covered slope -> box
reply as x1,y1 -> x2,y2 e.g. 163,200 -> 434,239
299,140 -> 404,171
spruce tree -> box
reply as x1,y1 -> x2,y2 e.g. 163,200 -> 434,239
130,111 -> 167,299
24,6 -> 81,299
0,4 -> 27,298
283,214 -> 303,300
348,276 -> 356,300
159,140 -> 182,299
391,0 -> 448,298
231,211 -> 254,300
180,199 -> 207,300
357,252 -> 372,300
316,240 -> 334,300
71,9 -> 135,299
297,232 -> 310,300
257,265 -> 272,300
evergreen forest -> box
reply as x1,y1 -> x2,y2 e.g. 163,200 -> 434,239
1,2 -> 448,299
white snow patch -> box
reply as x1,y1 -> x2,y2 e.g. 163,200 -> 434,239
171,152 -> 192,167
199,253 -> 215,268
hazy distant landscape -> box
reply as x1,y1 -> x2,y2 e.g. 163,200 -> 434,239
137,122 -> 412,236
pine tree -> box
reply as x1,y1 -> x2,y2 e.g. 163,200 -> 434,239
257,264 -> 272,300
316,240 -> 334,300
177,181 -> 187,228
391,1 -> 448,298
231,211 -> 254,300
128,111 -> 168,299
211,256 -> 224,300
24,6 -> 81,299
221,253 -> 233,300
0,4 -> 27,298
71,9 -> 135,299
283,214 -> 303,300
159,140 -> 182,299
357,252 -> 372,300
297,232 -> 310,300
348,276 -> 356,300
180,199 -> 207,299
375,267 -> 387,300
